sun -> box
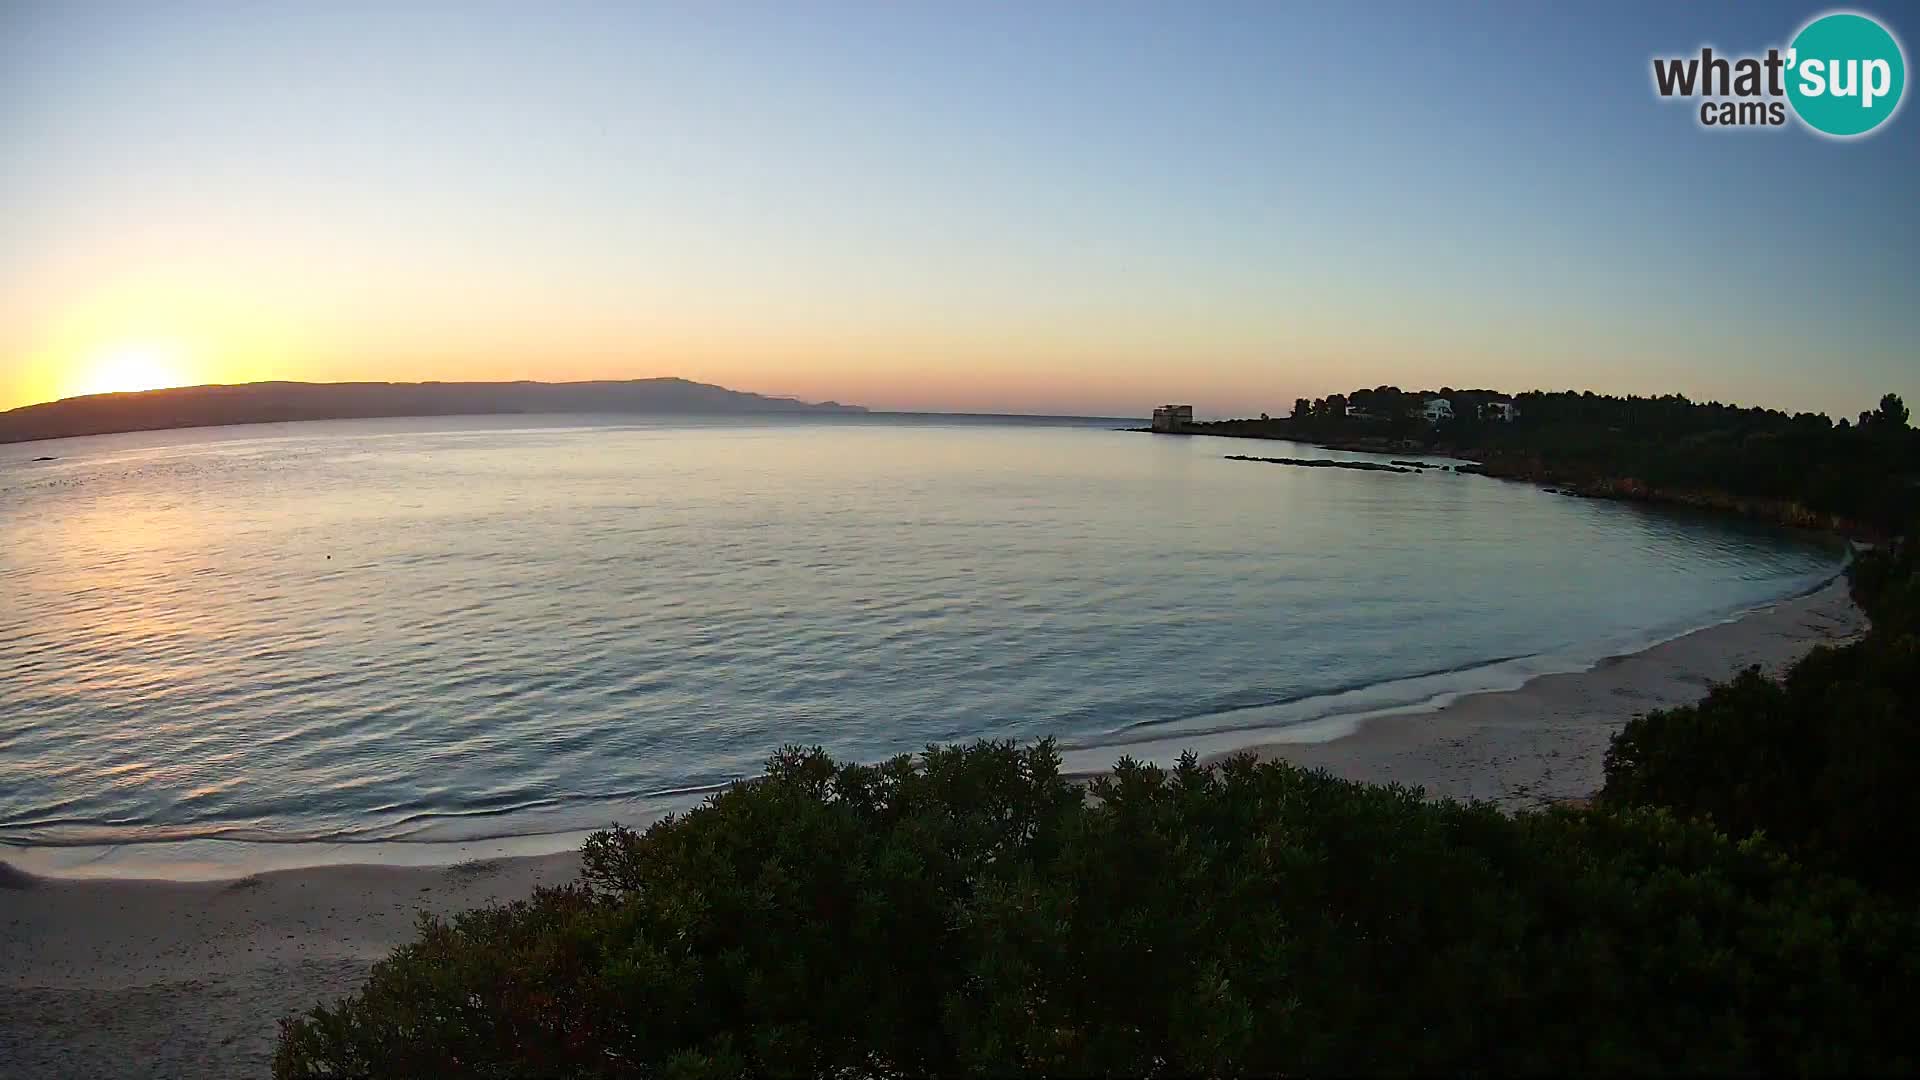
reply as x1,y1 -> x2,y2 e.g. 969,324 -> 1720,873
73,343 -> 192,398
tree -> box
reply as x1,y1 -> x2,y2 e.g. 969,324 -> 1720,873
1601,542 -> 1920,893
1293,397 -> 1312,420
279,741 -> 1920,1077
1876,393 -> 1909,431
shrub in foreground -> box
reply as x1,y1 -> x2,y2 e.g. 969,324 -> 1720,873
1601,541 -> 1920,893
276,741 -> 1919,1077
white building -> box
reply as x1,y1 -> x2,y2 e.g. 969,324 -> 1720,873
1151,404 -> 1194,432
1421,397 -> 1454,423
1480,401 -> 1518,422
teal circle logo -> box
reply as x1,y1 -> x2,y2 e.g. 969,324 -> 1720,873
1786,12 -> 1906,137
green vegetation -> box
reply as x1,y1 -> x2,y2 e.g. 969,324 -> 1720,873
1602,539 -> 1920,895
1203,389 -> 1919,533
276,421 -> 1920,1077
278,537 -> 1920,1078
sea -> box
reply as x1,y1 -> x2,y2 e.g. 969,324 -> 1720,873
0,413 -> 1843,875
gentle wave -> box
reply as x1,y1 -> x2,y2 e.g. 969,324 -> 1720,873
0,415 -> 1845,863
1062,573 -> 1846,774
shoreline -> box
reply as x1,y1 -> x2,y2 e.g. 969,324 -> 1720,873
0,576 -> 1869,1079
1218,574 -> 1865,807
3,568 -> 1854,883
1140,423 -> 1871,538
1,853 -> 585,1079
1057,564 -> 1851,775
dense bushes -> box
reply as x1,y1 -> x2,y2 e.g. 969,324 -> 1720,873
274,538 -> 1920,1076
1240,389 -> 1920,531
1469,392 -> 1919,530
276,739 -> 1920,1077
1602,541 -> 1920,894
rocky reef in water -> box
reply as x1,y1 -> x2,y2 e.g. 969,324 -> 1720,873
1224,454 -> 1413,474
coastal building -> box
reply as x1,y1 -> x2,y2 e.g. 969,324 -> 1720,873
1420,397 -> 1454,423
1480,400 -> 1519,422
1151,404 -> 1194,432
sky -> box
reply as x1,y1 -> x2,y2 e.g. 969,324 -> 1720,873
2,1 -> 1915,419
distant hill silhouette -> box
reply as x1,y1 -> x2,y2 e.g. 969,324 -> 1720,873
0,379 -> 868,444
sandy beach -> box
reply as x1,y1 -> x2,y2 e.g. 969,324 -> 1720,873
1227,575 -> 1868,807
0,576 -> 1868,1079
1,854 -> 582,1078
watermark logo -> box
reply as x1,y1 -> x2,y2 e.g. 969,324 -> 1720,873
1787,13 -> 1905,135
1652,10 -> 1906,138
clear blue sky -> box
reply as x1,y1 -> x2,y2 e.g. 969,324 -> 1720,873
2,1 -> 1914,418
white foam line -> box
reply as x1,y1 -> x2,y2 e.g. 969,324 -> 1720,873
1062,567 -> 1848,774
7,569 -> 1848,881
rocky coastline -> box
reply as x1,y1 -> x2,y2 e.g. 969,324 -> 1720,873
1141,422 -> 1870,538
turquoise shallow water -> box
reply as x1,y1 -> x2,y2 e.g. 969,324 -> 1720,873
0,414 -> 1840,854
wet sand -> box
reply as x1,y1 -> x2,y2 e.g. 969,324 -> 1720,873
0,577 -> 1867,1078
1223,576 -> 1867,807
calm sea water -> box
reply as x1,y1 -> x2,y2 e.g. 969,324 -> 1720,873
0,414 -> 1840,856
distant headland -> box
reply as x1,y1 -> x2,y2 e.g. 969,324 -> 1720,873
1141,386 -> 1917,538
0,378 -> 868,444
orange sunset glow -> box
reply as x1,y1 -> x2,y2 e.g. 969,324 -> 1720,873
4,4 -> 1920,1077
3,1 -> 1913,422
68,343 -> 195,399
